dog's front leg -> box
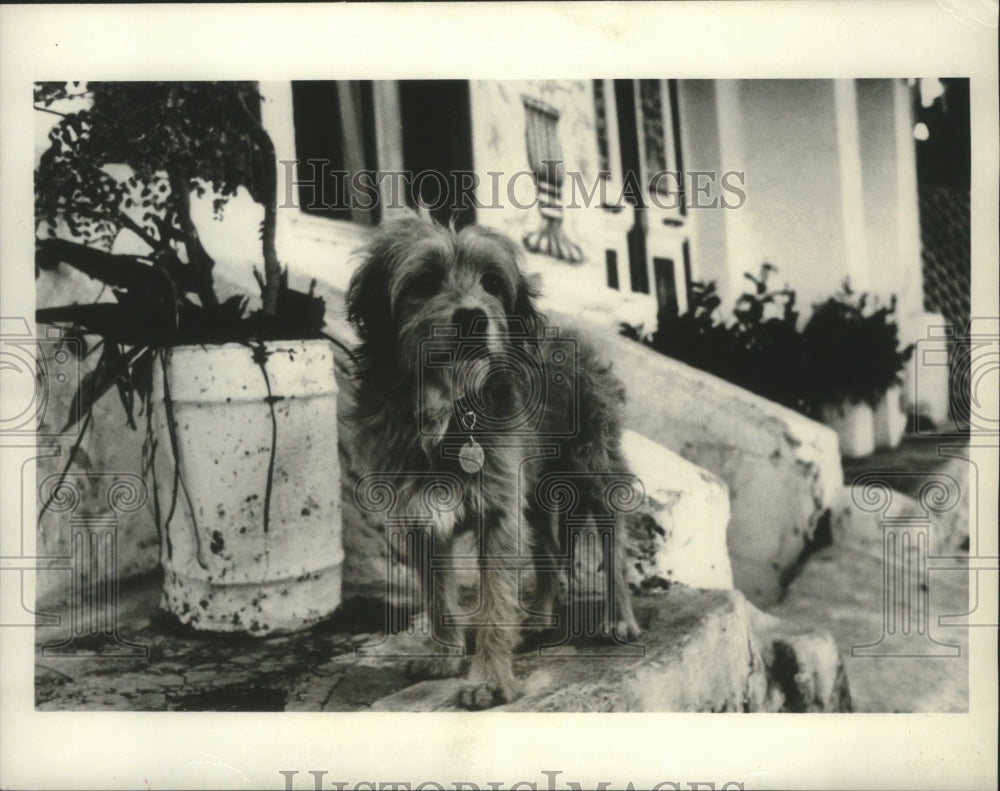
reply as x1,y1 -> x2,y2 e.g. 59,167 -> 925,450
406,530 -> 467,680
458,509 -> 523,710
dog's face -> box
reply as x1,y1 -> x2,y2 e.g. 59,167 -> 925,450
348,216 -> 539,422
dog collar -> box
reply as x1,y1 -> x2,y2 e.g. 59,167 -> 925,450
458,410 -> 485,474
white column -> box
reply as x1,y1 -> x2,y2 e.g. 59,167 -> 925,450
834,79 -> 870,293
714,80 -> 757,308
893,78 -> 925,328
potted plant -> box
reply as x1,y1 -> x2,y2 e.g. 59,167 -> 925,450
801,280 -> 913,457
726,264 -> 808,412
621,279 -> 739,384
621,265 -> 809,413
34,81 -> 344,635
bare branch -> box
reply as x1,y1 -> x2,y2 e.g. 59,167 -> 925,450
235,89 -> 281,317
115,210 -> 164,253
33,105 -> 68,118
167,172 -> 219,309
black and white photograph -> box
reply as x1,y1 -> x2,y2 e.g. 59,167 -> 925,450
1,3 -> 997,790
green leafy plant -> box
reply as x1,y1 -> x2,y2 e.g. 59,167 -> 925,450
728,264 -> 807,411
624,280 -> 741,386
621,267 -> 914,418
801,279 -> 914,410
34,81 -> 328,485
622,264 -> 808,412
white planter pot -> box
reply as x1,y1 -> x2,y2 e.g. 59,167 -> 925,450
873,385 -> 906,450
151,340 -> 343,635
820,399 -> 875,459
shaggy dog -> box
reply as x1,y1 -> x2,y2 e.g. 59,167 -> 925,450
347,214 -> 640,709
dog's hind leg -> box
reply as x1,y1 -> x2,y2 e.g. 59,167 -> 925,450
528,509 -> 560,624
611,513 -> 641,641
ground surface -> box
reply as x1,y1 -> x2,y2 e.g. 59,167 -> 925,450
770,542 -> 968,712
824,433 -> 972,712
34,583 -> 773,712
34,434 -> 972,713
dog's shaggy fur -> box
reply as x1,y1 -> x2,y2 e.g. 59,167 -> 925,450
347,214 -> 639,708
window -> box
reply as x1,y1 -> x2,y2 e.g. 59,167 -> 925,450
288,80 -> 475,229
291,81 -> 379,224
593,79 -> 613,182
610,78 -> 684,214
398,81 -> 475,228
593,78 -> 690,312
640,79 -> 684,208
652,257 -> 678,320
606,249 -> 620,290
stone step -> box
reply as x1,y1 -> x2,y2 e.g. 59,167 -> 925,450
767,539 -> 968,713
833,457 -> 971,557
543,311 -> 844,608
366,588 -> 850,713
34,577 -> 850,713
621,429 -> 733,592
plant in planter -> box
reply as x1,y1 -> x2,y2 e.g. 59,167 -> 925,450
727,264 -> 808,412
621,264 -> 808,413
637,279 -> 741,383
34,81 -> 344,634
801,280 -> 914,457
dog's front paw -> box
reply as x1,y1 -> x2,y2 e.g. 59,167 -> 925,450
406,655 -> 465,680
455,657 -> 522,710
614,593 -> 642,642
455,678 -> 522,710
616,618 -> 642,642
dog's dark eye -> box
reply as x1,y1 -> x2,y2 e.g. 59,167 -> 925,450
481,273 -> 505,297
410,272 -> 440,296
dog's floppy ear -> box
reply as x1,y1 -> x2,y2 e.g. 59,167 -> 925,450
346,248 -> 392,349
348,219 -> 427,352
512,269 -> 542,340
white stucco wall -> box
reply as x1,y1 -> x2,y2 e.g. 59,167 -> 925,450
468,79 -> 659,330
716,80 -> 852,310
680,78 -> 924,329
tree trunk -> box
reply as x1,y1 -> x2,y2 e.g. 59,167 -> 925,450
233,86 -> 282,319
168,172 -> 219,310
256,123 -> 282,318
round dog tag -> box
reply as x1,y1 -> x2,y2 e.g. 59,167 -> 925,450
458,438 -> 485,474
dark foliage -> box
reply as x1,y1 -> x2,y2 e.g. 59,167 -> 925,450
34,81 -> 326,435
801,281 -> 914,409
622,268 -> 912,417
623,265 -> 808,412
728,265 -> 808,411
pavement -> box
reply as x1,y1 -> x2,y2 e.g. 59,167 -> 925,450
775,432 -> 972,712
34,579 -> 852,713
34,433 -> 972,713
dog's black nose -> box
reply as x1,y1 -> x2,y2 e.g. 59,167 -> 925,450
452,307 -> 487,337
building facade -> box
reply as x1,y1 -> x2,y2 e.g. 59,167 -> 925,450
259,78 -> 928,342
